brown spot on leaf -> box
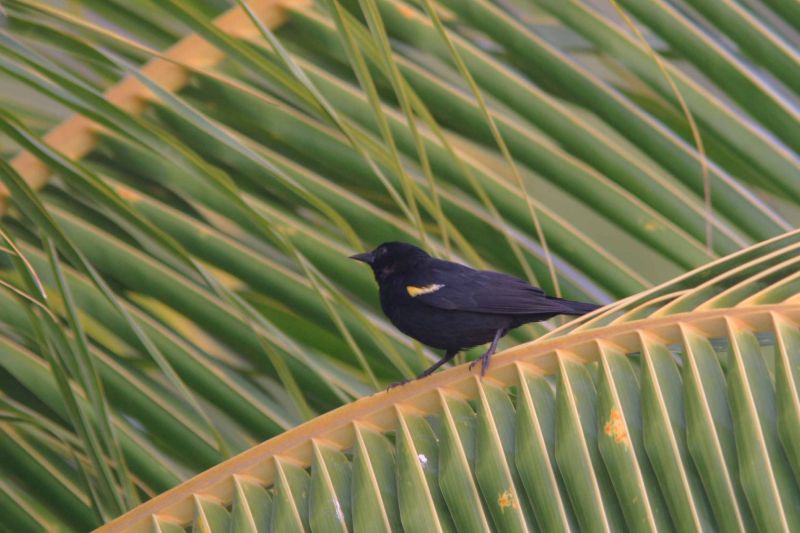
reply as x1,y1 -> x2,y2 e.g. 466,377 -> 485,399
604,407 -> 629,446
498,489 -> 518,512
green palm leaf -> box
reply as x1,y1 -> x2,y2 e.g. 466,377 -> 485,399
0,0 -> 797,529
99,229 -> 800,532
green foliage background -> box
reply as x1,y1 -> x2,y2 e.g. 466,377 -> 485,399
0,0 -> 797,529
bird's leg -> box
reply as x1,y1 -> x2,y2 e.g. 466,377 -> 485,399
470,328 -> 505,377
418,348 -> 459,379
387,349 -> 459,390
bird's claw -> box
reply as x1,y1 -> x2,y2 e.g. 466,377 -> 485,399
469,353 -> 491,377
386,379 -> 410,391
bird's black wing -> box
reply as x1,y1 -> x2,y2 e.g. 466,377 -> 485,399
405,261 -> 570,315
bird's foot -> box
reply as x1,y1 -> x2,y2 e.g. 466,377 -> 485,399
386,378 -> 410,391
469,351 -> 492,377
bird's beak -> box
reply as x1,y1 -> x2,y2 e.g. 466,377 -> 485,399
349,251 -> 375,264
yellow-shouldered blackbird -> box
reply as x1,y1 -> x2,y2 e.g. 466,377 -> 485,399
351,242 -> 601,385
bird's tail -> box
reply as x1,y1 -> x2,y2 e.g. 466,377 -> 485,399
547,297 -> 603,316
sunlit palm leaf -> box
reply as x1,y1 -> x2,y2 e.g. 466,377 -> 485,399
0,0 -> 797,529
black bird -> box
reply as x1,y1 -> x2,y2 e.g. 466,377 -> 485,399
351,242 -> 602,385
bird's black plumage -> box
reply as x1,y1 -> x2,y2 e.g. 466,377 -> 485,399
351,242 -> 601,385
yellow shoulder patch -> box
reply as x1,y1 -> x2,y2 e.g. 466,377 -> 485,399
406,283 -> 445,297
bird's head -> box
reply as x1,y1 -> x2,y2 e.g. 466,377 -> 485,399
350,242 -> 429,282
